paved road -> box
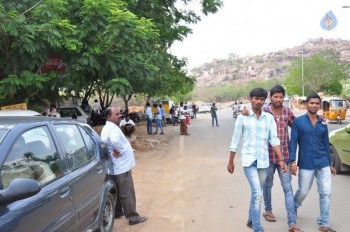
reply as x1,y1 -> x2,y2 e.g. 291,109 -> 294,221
114,107 -> 349,232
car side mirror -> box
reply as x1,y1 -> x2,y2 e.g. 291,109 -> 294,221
345,124 -> 350,134
0,178 -> 41,205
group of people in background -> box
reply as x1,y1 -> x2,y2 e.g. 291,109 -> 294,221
228,85 -> 336,232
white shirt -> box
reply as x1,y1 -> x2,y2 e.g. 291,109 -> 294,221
179,106 -> 185,119
230,110 -> 280,168
119,118 -> 135,127
101,121 -> 136,175
155,106 -> 162,120
145,106 -> 153,119
92,102 -> 102,114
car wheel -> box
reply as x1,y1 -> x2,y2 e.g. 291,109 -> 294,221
99,192 -> 115,232
330,146 -> 342,174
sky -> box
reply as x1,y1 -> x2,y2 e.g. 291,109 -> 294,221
170,0 -> 350,69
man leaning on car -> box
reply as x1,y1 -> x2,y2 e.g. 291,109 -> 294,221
101,106 -> 148,225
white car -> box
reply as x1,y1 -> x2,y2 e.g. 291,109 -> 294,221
58,105 -> 91,124
0,110 -> 42,116
198,103 -> 211,113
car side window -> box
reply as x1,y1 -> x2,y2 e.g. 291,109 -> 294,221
55,124 -> 93,170
1,126 -> 62,188
79,126 -> 98,160
73,108 -> 83,116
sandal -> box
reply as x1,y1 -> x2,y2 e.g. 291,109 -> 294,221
289,225 -> 303,232
319,226 -> 336,232
263,212 -> 276,222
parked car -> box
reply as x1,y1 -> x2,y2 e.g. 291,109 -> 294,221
0,109 -> 42,116
329,123 -> 350,174
198,103 -> 211,113
0,116 -> 116,232
58,105 -> 91,125
184,104 -> 194,119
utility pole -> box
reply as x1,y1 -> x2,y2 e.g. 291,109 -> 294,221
301,50 -> 304,97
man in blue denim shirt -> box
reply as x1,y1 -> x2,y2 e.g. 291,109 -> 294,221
289,93 -> 337,232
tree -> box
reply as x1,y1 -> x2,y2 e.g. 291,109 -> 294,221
285,55 -> 346,96
0,0 -> 78,106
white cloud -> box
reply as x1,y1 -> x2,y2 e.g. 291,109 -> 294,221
170,0 -> 350,69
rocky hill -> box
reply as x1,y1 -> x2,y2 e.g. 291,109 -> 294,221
190,38 -> 350,87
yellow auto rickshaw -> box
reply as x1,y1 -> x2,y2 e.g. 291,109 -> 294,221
321,97 -> 347,124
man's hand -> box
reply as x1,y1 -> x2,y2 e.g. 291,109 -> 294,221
113,150 -> 121,158
240,108 -> 249,116
227,161 -> 235,174
279,161 -> 287,173
330,166 -> 337,176
290,163 -> 297,176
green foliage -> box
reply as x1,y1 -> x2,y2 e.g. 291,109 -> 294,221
0,0 -> 223,108
285,54 -> 346,96
191,78 -> 282,103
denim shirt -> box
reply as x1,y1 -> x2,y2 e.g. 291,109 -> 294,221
289,114 -> 331,170
230,110 -> 280,169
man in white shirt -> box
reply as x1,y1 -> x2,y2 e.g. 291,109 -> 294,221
145,102 -> 153,135
119,114 -> 136,137
178,102 -> 189,135
101,106 -> 148,225
92,99 -> 102,114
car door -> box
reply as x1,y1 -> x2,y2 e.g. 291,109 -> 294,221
333,127 -> 350,166
0,125 -> 75,232
54,124 -> 105,231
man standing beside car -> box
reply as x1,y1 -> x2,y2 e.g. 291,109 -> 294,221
101,106 -> 148,225
289,93 -> 336,232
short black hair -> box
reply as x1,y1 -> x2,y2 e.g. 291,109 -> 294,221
270,85 -> 285,97
249,88 -> 268,99
146,102 -> 150,107
105,107 -> 112,117
306,93 -> 321,103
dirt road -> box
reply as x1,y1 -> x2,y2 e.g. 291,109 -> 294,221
113,108 -> 350,232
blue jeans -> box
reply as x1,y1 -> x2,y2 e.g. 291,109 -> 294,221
211,114 -> 218,126
155,118 -> 163,133
294,166 -> 332,227
263,162 -> 296,225
147,118 -> 152,135
244,161 -> 268,232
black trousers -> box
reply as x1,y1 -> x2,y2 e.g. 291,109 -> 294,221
110,170 -> 140,220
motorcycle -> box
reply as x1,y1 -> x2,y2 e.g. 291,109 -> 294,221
171,115 -> 180,126
233,110 -> 241,119
128,111 -> 143,123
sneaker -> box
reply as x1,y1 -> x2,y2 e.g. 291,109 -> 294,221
160,132 -> 164,134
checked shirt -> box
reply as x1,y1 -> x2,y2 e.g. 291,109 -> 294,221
264,105 -> 295,164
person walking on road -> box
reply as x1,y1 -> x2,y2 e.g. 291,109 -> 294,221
101,106 -> 148,225
261,85 -> 302,232
153,103 -> 164,134
210,102 -> 219,127
227,87 -> 287,232
145,102 -> 153,135
179,102 -> 189,135
289,93 -> 337,232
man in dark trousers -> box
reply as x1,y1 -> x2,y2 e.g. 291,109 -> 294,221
101,106 -> 148,225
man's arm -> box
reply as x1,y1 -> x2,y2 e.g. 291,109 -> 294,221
289,120 -> 299,175
227,117 -> 243,174
323,125 -> 336,175
227,151 -> 236,174
268,116 -> 287,172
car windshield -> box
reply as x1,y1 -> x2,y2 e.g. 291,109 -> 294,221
331,100 -> 346,108
0,129 -> 9,143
